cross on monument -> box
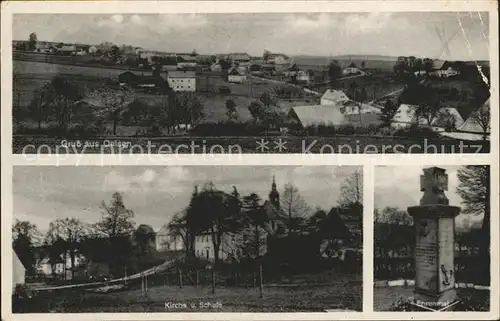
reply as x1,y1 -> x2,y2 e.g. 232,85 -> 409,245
419,167 -> 449,205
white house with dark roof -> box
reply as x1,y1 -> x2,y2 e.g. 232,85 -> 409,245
228,67 -> 247,83
167,71 -> 196,92
429,60 -> 460,78
13,249 -> 26,291
287,105 -> 346,129
342,62 -> 361,76
391,104 -> 464,132
320,89 -> 350,106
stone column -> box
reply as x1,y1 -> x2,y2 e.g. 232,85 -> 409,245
408,167 -> 460,306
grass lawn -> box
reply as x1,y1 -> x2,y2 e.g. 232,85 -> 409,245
16,273 -> 362,313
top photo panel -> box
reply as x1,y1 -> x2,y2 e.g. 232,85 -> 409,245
11,12 -> 492,154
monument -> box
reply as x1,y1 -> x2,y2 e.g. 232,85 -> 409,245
407,167 -> 460,309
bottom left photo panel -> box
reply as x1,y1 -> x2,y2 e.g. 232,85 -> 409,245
11,165 -> 363,313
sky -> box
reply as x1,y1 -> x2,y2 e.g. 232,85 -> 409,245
374,165 -> 484,225
13,166 -> 360,233
12,12 -> 490,60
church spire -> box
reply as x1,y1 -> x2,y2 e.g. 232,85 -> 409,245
269,175 -> 280,209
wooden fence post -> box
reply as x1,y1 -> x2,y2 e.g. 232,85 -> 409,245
259,264 -> 264,299
179,269 -> 183,289
211,270 -> 215,294
141,275 -> 144,296
196,271 -> 199,288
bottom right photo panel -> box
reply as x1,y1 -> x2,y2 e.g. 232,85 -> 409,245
373,165 -> 490,312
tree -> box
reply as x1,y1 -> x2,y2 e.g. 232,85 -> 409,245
259,91 -> 274,107
379,207 -> 413,225
468,104 -> 491,141
12,220 -> 41,274
28,32 -> 37,51
186,183 -> 243,265
379,99 -> 399,127
280,183 -> 310,233
235,193 -> 269,260
328,60 -> 342,88
96,192 -> 135,238
338,170 -> 363,208
45,218 -> 88,279
167,211 -> 190,254
38,76 -> 83,131
263,50 -> 271,61
413,86 -> 442,127
86,86 -> 134,135
225,99 -> 239,122
456,165 -> 490,284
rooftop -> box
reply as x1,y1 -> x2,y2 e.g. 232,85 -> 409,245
168,71 -> 196,78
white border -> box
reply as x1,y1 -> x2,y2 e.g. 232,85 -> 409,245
2,1 -> 499,320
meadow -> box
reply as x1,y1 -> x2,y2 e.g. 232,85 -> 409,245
14,272 -> 362,313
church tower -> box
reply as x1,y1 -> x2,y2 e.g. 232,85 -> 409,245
269,175 -> 280,209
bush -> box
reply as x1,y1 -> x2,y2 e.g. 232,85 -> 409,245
190,121 -> 269,136
392,124 -> 441,139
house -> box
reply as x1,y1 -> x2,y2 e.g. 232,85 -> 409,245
390,104 -> 464,131
228,67 -> 247,83
75,45 -> 90,56
57,44 -> 77,55
167,71 -> 196,92
35,41 -> 55,53
342,62 -> 361,76
227,53 -> 252,65
458,98 -> 490,135
177,54 -> 197,70
13,249 -> 26,291
137,75 -> 168,93
210,63 -> 222,72
287,105 -> 346,130
429,60 -> 460,78
296,70 -> 310,84
118,71 -> 139,87
320,89 -> 350,106
266,53 -> 290,65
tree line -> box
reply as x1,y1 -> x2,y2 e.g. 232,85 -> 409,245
15,75 -> 205,136
13,170 -> 363,282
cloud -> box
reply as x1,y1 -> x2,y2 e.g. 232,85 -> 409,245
283,13 -> 338,33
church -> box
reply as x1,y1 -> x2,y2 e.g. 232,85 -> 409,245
156,177 -> 290,263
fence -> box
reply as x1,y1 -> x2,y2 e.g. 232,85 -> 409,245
374,253 -> 483,284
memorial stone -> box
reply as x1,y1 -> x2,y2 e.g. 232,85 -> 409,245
408,167 -> 460,308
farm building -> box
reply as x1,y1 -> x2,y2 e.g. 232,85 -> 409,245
167,70 -> 196,92
177,54 -> 197,70
57,45 -> 77,55
390,104 -> 464,132
287,105 -> 346,129
118,71 -> 139,86
458,98 -> 490,134
266,53 -> 290,65
296,70 -> 310,84
12,248 -> 26,290
320,89 -> 350,106
226,53 -> 252,65
342,62 -> 362,76
429,60 -> 460,78
228,67 -> 247,83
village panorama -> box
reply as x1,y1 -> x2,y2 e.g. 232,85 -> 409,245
12,13 -> 491,153
12,166 -> 363,312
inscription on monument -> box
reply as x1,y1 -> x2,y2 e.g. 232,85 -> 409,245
415,218 -> 437,292
438,218 -> 455,292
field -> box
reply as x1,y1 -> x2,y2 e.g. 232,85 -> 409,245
14,272 -> 362,313
293,55 -> 397,71
13,60 -> 284,130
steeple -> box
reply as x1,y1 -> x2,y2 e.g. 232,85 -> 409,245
269,175 -> 280,209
